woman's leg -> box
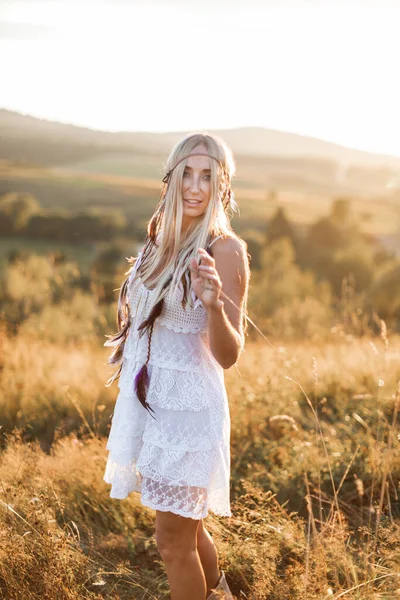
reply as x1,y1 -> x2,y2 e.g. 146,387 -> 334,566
197,519 -> 221,597
155,510 -> 206,600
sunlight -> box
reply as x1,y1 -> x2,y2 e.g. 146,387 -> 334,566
1,0 -> 400,157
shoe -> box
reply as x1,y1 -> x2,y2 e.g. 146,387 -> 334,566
206,570 -> 234,599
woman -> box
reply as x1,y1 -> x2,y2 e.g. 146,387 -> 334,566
103,132 -> 250,600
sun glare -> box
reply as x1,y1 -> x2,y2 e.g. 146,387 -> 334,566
1,0 -> 400,157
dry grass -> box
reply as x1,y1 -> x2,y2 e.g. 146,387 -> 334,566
1,323 -> 400,598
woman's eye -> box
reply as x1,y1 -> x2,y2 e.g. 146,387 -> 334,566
182,171 -> 210,180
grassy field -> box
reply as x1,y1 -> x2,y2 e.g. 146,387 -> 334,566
1,134 -> 400,598
1,321 -> 399,599
1,159 -> 399,237
0,237 -> 98,277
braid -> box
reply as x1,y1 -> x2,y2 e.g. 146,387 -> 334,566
134,274 -> 171,415
218,169 -> 232,210
146,323 -> 154,363
146,176 -> 169,244
134,318 -> 157,417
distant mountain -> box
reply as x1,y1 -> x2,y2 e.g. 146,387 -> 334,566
1,108 -> 400,171
211,127 -> 400,170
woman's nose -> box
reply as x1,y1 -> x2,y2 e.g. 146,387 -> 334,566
189,176 -> 200,193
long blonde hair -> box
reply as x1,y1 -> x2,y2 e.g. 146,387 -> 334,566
104,132 -> 249,412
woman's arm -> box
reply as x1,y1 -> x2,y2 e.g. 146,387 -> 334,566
190,236 -> 249,369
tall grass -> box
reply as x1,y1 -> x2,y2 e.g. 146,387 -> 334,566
1,320 -> 400,598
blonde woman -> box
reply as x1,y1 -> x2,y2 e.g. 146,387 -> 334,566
103,133 -> 250,600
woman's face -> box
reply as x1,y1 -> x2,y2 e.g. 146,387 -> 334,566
181,145 -> 212,229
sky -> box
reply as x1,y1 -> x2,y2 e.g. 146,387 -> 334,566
1,0 -> 400,158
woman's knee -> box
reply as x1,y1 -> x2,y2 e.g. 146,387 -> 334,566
156,511 -> 199,563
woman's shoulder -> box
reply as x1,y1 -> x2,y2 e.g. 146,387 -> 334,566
208,234 -> 250,285
209,233 -> 248,259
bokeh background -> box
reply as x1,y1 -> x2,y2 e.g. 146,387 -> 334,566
1,1 -> 400,599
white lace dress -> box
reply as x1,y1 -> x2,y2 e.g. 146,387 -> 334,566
103,245 -> 232,519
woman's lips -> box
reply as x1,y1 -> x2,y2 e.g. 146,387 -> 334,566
184,199 -> 202,205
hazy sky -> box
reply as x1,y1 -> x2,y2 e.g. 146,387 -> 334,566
1,0 -> 400,157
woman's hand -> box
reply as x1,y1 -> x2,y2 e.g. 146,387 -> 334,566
190,248 -> 223,310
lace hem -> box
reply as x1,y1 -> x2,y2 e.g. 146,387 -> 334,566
138,495 -> 208,520
104,453 -> 141,499
104,399 -> 231,516
103,455 -> 232,518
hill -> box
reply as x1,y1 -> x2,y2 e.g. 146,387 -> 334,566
1,108 -> 399,238
2,108 -> 400,171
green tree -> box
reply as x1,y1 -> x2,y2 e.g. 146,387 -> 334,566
91,240 -> 134,303
266,206 -> 297,250
369,261 -> 400,320
330,197 -> 354,224
25,208 -> 127,241
0,254 -> 82,329
241,229 -> 265,270
328,241 -> 374,295
302,197 -> 362,273
249,237 -> 331,318
0,192 -> 41,233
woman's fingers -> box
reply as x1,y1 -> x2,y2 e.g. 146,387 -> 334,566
189,250 -> 222,304
192,251 -> 215,276
195,250 -> 221,288
198,266 -> 219,282
190,250 -> 221,291
198,262 -> 219,278
197,248 -> 215,266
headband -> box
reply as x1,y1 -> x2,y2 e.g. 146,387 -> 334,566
162,153 -> 226,184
